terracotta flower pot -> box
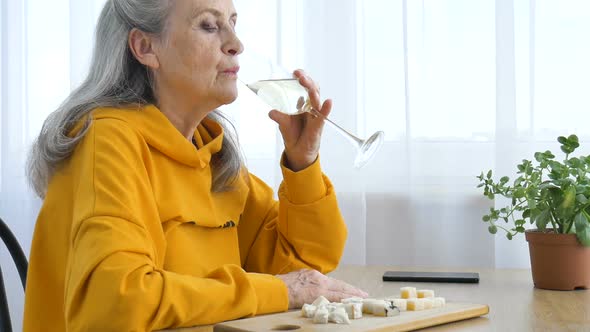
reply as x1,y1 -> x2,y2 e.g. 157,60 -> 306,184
525,229 -> 590,290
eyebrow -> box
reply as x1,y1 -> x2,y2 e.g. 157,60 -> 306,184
191,8 -> 238,21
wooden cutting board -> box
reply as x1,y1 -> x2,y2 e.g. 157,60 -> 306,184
214,302 -> 489,332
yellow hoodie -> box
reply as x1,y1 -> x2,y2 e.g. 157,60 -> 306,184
23,105 -> 347,331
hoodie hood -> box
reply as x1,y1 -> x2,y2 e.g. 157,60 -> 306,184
73,104 -> 224,168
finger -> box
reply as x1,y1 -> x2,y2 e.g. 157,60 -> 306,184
268,110 -> 293,139
293,69 -> 319,93
318,98 -> 332,118
332,284 -> 367,298
305,269 -> 328,285
293,69 -> 306,80
269,110 -> 306,147
303,99 -> 332,132
293,70 -> 322,111
302,79 -> 322,112
325,278 -> 369,298
268,109 -> 290,126
321,290 -> 367,304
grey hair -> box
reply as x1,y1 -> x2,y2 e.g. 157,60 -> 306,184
27,0 -> 244,198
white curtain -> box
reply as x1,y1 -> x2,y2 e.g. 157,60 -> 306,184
2,0 -> 590,330
245,0 -> 590,269
1,1 -> 108,330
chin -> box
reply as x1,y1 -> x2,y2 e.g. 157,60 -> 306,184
218,87 -> 239,105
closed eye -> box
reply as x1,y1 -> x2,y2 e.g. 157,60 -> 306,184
200,22 -> 218,32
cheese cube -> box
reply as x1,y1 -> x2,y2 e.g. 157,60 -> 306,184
368,300 -> 386,315
311,296 -> 330,307
400,287 -> 417,299
417,289 -> 435,298
344,303 -> 363,319
433,297 -> 446,308
328,307 -> 351,325
384,298 -> 407,311
406,298 -> 425,311
372,300 -> 401,317
313,306 -> 329,324
422,298 -> 434,309
362,298 -> 380,314
326,303 -> 345,312
341,297 -> 363,304
301,303 -> 316,318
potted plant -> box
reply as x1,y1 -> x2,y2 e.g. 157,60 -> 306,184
477,134 -> 590,290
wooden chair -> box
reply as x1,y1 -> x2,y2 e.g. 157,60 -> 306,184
0,217 -> 28,332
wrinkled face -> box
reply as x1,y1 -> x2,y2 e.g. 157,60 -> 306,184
154,0 -> 243,109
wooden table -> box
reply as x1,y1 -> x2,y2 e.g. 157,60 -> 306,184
165,265 -> 590,332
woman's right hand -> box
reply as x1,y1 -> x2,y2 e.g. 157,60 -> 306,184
276,269 -> 369,309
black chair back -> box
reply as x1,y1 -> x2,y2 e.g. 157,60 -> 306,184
0,217 -> 28,332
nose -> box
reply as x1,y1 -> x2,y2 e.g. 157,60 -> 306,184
223,30 -> 244,56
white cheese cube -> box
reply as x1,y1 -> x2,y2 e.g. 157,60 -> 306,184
433,297 -> 446,308
384,298 -> 407,311
311,295 -> 330,308
327,303 -> 345,311
372,300 -> 401,317
341,297 -> 364,304
362,298 -> 380,314
312,306 -> 329,324
344,302 -> 363,319
328,307 -> 351,325
301,303 -> 316,318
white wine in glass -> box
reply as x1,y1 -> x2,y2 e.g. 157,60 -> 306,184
242,78 -> 384,169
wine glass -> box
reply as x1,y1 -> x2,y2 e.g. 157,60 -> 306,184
238,58 -> 384,169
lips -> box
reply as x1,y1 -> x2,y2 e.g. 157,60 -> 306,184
222,66 -> 240,74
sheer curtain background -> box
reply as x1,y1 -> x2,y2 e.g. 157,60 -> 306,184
1,0 -> 590,330
230,0 -> 590,268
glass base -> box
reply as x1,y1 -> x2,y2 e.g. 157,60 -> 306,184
354,131 -> 385,169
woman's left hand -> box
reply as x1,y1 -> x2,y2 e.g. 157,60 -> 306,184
268,69 -> 332,172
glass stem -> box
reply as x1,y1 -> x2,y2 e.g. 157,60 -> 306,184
307,108 -> 364,146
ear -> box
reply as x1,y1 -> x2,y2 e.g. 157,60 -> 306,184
128,28 -> 160,69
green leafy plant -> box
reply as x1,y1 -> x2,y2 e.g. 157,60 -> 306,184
477,134 -> 590,246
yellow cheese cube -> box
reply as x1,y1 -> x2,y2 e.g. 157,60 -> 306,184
406,298 -> 425,311
400,287 -> 417,299
417,289 -> 435,298
422,298 -> 434,309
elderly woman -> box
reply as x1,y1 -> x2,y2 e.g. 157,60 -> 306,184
23,0 -> 366,331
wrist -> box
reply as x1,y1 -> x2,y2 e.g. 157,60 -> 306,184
283,152 -> 317,172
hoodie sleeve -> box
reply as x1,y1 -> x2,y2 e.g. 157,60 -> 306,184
237,156 -> 348,275
64,119 -> 288,332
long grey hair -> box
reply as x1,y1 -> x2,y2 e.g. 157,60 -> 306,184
27,0 -> 244,198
